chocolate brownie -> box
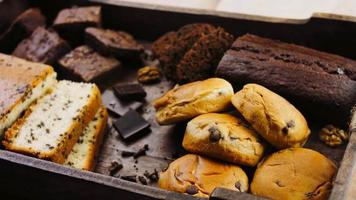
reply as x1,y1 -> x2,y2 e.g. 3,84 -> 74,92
58,45 -> 121,83
53,6 -> 101,45
216,34 -> 356,120
85,27 -> 143,59
12,27 -> 70,65
152,23 -> 216,80
0,8 -> 46,53
176,27 -> 234,82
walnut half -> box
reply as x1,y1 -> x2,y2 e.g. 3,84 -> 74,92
319,125 -> 349,147
137,66 -> 160,84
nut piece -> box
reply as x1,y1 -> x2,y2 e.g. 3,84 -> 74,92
319,125 -> 349,147
137,66 -> 160,83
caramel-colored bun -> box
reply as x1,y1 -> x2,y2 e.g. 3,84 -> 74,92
153,78 -> 233,125
159,154 -> 248,197
231,84 -> 310,149
182,113 -> 265,166
251,148 -> 337,200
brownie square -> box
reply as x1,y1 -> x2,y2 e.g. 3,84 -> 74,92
53,6 -> 101,45
0,8 -> 46,53
12,27 -> 70,65
58,45 -> 121,82
85,27 -> 143,59
113,109 -> 150,140
113,83 -> 147,101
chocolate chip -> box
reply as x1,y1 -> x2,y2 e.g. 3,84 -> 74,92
186,185 -> 199,195
287,120 -> 295,128
138,176 -> 148,185
145,169 -> 159,182
121,175 -> 137,182
282,127 -> 289,135
133,144 -> 149,159
235,181 -> 241,191
121,151 -> 135,157
208,127 -> 221,142
108,161 -> 123,176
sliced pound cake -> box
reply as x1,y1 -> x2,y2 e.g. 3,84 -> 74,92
3,80 -> 101,164
65,106 -> 108,171
0,53 -> 57,136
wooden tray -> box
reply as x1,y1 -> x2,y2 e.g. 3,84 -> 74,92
1,0 -> 355,199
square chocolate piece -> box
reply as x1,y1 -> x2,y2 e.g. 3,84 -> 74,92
113,109 -> 150,140
12,27 -> 70,65
102,90 -> 143,116
53,6 -> 101,44
58,45 -> 121,82
85,27 -> 143,59
113,83 -> 147,101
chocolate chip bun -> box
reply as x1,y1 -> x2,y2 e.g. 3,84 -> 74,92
231,84 -> 310,149
251,148 -> 336,200
159,154 -> 248,198
182,113 -> 265,166
153,78 -> 234,125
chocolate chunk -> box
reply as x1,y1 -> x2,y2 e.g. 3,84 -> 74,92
144,169 -> 159,182
235,181 -> 241,191
133,144 -> 149,159
208,126 -> 221,142
120,175 -> 137,182
138,176 -> 148,185
121,150 -> 135,157
186,185 -> 199,195
287,120 -> 295,128
108,161 -> 123,176
113,83 -> 147,101
102,90 -> 142,116
113,109 -> 150,140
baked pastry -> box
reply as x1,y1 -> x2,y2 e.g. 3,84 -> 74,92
85,27 -> 143,59
153,78 -> 234,125
3,80 -> 101,164
12,27 -> 70,65
58,45 -> 121,83
0,53 -> 57,136
251,148 -> 337,200
152,23 -> 215,80
176,27 -> 234,83
182,113 -> 265,167
216,34 -> 356,120
0,8 -> 46,53
231,84 -> 310,149
159,154 -> 248,198
53,6 -> 101,44
65,106 -> 108,171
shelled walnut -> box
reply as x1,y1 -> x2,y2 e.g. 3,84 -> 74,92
319,125 -> 349,147
137,66 -> 160,84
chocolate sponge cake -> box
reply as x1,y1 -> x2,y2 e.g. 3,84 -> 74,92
216,34 -> 356,120
176,27 -> 234,82
12,27 -> 70,65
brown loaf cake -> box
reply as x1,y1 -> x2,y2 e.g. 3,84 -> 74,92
216,34 -> 356,121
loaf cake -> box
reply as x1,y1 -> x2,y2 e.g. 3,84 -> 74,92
216,34 -> 356,120
159,154 -> 249,197
58,45 -> 121,83
12,27 -> 70,65
85,27 -> 143,59
0,53 -> 57,136
0,8 -> 46,53
3,80 -> 101,164
65,106 -> 108,171
53,6 -> 101,45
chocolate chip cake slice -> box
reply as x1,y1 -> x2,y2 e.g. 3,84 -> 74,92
65,106 -> 108,171
12,27 -> 70,65
3,80 -> 101,164
0,53 -> 57,136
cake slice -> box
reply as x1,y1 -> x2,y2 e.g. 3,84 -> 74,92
2,80 -> 101,164
0,53 -> 57,136
65,106 -> 108,171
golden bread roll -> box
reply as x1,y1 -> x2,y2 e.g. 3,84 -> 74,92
231,84 -> 310,149
251,148 -> 336,200
182,113 -> 265,166
159,154 -> 248,197
153,78 -> 233,125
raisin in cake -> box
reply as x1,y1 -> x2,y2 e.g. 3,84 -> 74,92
3,80 -> 101,164
65,106 -> 108,171
85,27 -> 143,59
13,27 -> 70,65
0,53 -> 56,136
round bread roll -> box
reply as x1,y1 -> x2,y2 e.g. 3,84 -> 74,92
153,78 -> 234,125
251,148 -> 336,200
182,113 -> 265,166
231,84 -> 310,149
159,154 -> 248,197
